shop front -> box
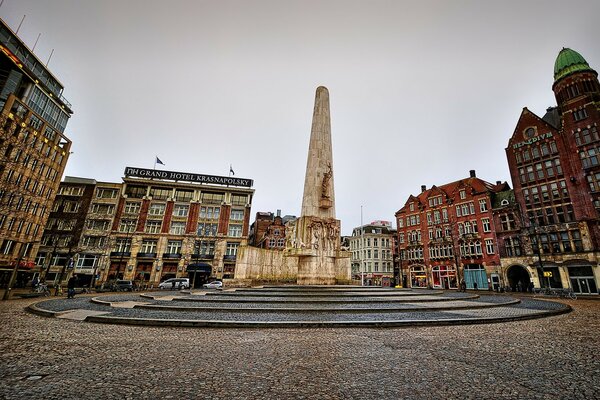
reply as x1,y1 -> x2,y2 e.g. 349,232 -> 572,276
410,265 -> 428,288
431,265 -> 457,289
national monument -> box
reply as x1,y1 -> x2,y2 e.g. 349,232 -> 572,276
234,86 -> 351,284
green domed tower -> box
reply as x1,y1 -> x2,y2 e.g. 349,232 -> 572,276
552,48 -> 599,114
553,48 -> 596,82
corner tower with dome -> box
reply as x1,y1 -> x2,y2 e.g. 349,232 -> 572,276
502,48 -> 600,295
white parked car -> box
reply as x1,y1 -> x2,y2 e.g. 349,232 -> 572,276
202,281 -> 223,289
158,278 -> 190,290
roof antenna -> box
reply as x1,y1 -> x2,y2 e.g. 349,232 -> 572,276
16,15 -> 26,34
32,33 -> 41,52
46,48 -> 54,67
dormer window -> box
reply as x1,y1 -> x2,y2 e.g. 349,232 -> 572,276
460,190 -> 466,200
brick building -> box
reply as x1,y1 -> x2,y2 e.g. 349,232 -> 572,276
248,210 -> 296,250
504,48 -> 600,294
36,177 -> 96,287
395,171 -> 509,290
0,18 -> 73,288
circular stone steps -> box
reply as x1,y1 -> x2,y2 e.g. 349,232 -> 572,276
28,286 -> 571,328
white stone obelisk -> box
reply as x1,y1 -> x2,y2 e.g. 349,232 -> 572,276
301,86 -> 336,219
293,86 -> 350,285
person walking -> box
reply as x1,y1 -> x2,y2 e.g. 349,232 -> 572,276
67,274 -> 78,299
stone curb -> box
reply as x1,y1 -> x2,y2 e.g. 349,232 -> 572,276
82,303 -> 571,328
131,298 -> 521,313
173,295 -> 480,304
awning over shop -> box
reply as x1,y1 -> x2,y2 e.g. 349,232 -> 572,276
186,263 -> 212,273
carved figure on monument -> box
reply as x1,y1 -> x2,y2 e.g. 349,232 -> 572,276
321,162 -> 332,199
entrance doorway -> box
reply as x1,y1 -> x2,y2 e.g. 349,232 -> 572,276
464,264 -> 487,290
506,265 -> 530,292
568,265 -> 598,295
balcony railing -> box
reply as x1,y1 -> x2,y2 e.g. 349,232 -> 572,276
110,251 -> 131,258
136,252 -> 157,259
162,253 -> 182,259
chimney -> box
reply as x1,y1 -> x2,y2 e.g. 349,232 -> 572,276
469,170 -> 476,178
276,209 -> 281,217
421,185 -> 426,193
496,181 -> 501,185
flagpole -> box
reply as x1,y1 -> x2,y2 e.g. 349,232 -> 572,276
154,157 -> 157,170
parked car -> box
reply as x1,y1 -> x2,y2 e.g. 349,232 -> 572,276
115,280 -> 133,291
158,278 -> 190,290
203,281 -> 223,289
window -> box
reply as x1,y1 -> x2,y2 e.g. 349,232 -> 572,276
580,146 -> 600,168
231,194 -> 247,206
500,214 -> 515,231
572,230 -> 584,252
90,203 -> 114,214
173,204 -> 189,217
60,186 -> 84,196
1,240 -> 14,255
150,187 -> 171,200
460,190 -> 466,199
166,240 -> 182,254
197,240 -> 215,255
277,238 -> 285,247
125,185 -> 146,198
96,188 -> 118,199
124,202 -> 141,214
226,242 -> 239,256
479,199 -> 488,212
200,206 -> 220,220
118,219 -> 136,233
115,238 -> 131,252
140,240 -> 157,253
169,222 -> 186,235
149,203 -> 166,215
228,224 -> 243,237
145,220 -> 162,234
485,239 -> 495,254
504,237 -> 521,257
573,108 -> 588,122
87,219 -> 110,231
175,190 -> 193,202
481,218 -> 491,233
197,222 -> 218,236
76,255 -> 98,268
202,192 -> 224,204
230,209 -> 244,221
82,236 -> 106,248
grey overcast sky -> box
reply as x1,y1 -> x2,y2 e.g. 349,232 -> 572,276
1,0 -> 599,234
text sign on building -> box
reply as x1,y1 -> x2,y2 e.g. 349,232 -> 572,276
543,271 -> 553,277
124,167 -> 253,188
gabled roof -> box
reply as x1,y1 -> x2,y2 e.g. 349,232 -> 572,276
507,107 -> 559,149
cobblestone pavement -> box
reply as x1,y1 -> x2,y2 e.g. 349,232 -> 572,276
0,296 -> 598,399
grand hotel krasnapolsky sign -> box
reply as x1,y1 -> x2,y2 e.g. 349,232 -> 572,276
124,167 -> 253,188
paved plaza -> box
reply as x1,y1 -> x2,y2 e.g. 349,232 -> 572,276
1,294 -> 598,400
